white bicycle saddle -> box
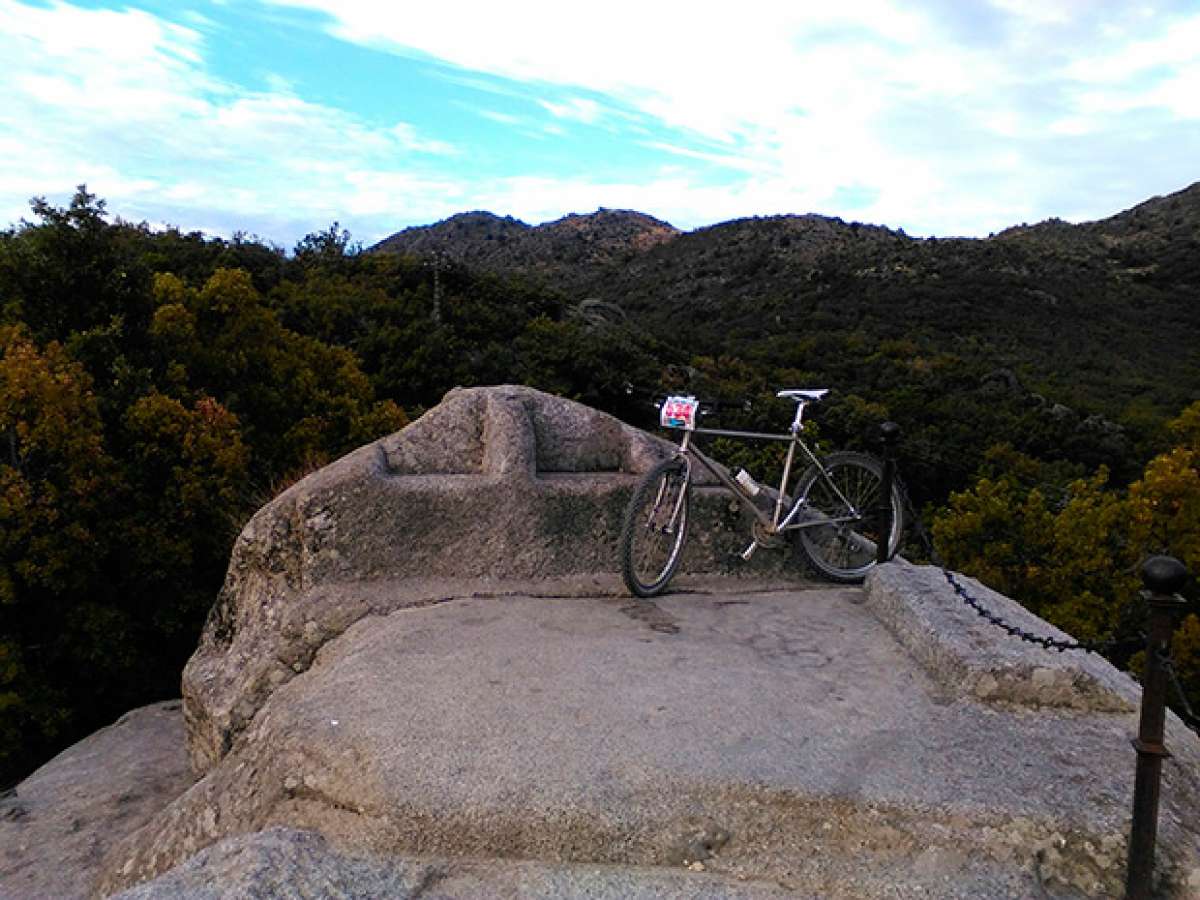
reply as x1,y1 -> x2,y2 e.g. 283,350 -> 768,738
776,389 -> 829,402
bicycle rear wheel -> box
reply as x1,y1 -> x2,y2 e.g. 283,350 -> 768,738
620,458 -> 691,598
794,451 -> 903,584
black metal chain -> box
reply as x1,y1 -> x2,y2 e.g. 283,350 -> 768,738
892,472 -> 1143,655
892,469 -> 1200,738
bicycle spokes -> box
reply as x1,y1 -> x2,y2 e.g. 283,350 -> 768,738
620,460 -> 691,597
797,453 -> 901,583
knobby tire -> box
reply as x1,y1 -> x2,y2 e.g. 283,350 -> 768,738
620,458 -> 691,598
794,451 -> 903,584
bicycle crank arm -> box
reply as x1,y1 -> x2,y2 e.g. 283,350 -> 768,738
741,540 -> 759,561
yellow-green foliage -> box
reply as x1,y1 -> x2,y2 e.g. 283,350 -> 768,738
1,199 -> 414,784
149,269 -> 407,476
1128,423 -> 1200,575
0,326 -> 118,774
934,401 -> 1200,710
0,325 -> 114,605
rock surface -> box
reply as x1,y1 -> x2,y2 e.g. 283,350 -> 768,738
182,385 -> 806,778
98,581 -> 1200,898
865,561 -> 1138,712
109,827 -> 803,899
0,701 -> 190,900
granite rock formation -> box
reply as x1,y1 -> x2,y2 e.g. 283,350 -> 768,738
183,384 -> 801,777
5,386 -> 1199,899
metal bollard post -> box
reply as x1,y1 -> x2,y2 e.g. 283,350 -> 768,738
876,422 -> 901,565
1126,555 -> 1189,900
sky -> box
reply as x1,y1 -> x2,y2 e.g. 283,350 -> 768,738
1,0 -> 1198,249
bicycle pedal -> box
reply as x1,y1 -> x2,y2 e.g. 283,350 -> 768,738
741,541 -> 759,561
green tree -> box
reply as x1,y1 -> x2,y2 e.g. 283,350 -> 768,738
0,326 -> 113,604
115,391 -> 250,653
293,222 -> 359,268
150,269 -> 406,478
0,325 -> 120,782
0,187 -> 153,344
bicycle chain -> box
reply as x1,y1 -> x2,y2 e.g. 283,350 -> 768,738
892,473 -> 1142,655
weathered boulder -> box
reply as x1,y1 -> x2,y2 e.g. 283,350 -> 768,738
98,582 -> 1200,898
107,828 -> 437,899
866,561 -> 1200,893
182,385 -> 805,777
0,702 -> 190,900
865,562 -> 1138,713
108,827 -> 802,899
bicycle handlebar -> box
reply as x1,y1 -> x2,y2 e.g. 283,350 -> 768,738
650,396 -> 752,414
623,381 -> 753,414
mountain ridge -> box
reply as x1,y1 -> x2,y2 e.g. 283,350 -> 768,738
371,207 -> 680,278
371,180 -> 1200,276
370,181 -> 1200,426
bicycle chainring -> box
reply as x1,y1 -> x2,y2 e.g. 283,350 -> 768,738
752,519 -> 787,549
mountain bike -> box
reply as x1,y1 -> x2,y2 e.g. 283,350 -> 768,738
619,389 -> 904,597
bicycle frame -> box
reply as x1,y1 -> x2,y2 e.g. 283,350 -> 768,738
620,391 -> 901,595
669,404 -> 865,540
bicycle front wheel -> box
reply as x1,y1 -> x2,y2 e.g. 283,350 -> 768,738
620,458 -> 691,598
794,451 -> 903,584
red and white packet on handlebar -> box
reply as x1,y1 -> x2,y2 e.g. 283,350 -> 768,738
660,396 -> 700,430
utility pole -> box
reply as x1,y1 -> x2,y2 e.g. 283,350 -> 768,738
425,249 -> 446,324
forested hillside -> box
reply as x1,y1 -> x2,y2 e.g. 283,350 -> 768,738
378,183 -> 1200,496
2,185 -> 1197,787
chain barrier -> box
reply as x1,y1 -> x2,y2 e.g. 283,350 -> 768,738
893,469 -> 1198,738
892,472 -> 1144,655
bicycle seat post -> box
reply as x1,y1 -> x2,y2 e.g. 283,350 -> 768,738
790,401 -> 807,434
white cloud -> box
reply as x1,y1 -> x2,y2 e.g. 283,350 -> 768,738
643,141 -> 770,176
261,1 -> 937,143
260,0 -> 1200,234
2,0 -> 1197,245
0,0 -> 458,241
474,108 -> 522,127
988,0 -> 1074,26
1067,14 -> 1200,83
538,97 -> 601,124
1151,62 -> 1200,118
390,122 -> 458,156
